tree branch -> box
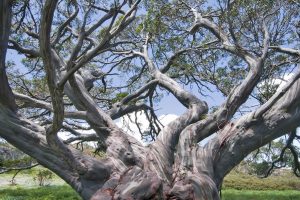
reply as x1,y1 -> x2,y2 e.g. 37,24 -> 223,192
0,0 -> 17,112
263,130 -> 296,177
176,5 -> 271,170
134,37 -> 208,181
40,0 -> 64,135
270,46 -> 300,57
64,133 -> 99,144
8,39 -> 40,58
39,0 -> 87,174
189,7 -> 256,65
14,92 -> 87,120
0,105 -> 111,199
58,1 -> 141,89
210,72 -> 300,181
52,2 -> 79,46
0,163 -> 39,174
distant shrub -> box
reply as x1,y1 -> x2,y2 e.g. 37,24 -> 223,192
249,161 -> 270,176
33,170 -> 53,186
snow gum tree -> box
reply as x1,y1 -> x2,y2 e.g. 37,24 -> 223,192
0,0 -> 300,199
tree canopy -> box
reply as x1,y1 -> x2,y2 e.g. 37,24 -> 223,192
0,0 -> 300,199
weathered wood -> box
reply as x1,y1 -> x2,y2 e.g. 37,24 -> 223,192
0,0 -> 17,112
1,1 -> 300,199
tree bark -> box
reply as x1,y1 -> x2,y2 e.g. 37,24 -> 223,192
0,0 -> 17,112
1,1 -> 300,200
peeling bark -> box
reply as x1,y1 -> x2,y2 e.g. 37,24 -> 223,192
1,1 -> 300,200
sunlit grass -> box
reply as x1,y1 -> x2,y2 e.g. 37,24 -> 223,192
0,185 -> 81,200
222,189 -> 300,200
223,171 -> 300,190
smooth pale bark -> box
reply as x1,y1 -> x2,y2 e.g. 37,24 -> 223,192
211,73 -> 300,183
1,1 -> 300,200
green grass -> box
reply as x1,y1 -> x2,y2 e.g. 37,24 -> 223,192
0,185 -> 81,200
223,171 -> 300,190
222,189 -> 300,200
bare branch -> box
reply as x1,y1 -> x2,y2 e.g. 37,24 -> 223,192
160,40 -> 219,73
263,131 -> 297,177
261,17 -> 270,60
109,102 -> 153,120
64,133 -> 99,144
270,46 -> 300,57
52,2 -> 79,46
132,35 -> 209,180
0,163 -> 39,174
39,0 -> 87,173
25,30 -> 39,39
40,0 -> 64,135
8,39 -> 40,58
189,7 -> 256,65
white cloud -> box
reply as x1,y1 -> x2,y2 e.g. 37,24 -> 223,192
258,73 -> 294,93
275,73 -> 294,92
159,114 -> 178,125
58,129 -> 94,141
115,112 -> 178,144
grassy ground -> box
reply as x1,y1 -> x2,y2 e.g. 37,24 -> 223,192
0,185 -> 80,200
0,167 -> 65,189
222,189 -> 300,200
223,171 -> 300,190
0,187 -> 300,200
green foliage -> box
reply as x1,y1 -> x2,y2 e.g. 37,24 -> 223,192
1,157 -> 34,169
97,27 -> 109,39
212,66 -> 247,95
143,1 -> 171,36
199,114 -> 207,120
33,170 -> 53,186
13,76 -> 49,98
245,139 -> 300,176
135,22 -> 144,34
256,81 -> 279,103
111,92 -> 129,103
249,161 -> 270,176
114,15 -> 125,27
0,143 -> 35,171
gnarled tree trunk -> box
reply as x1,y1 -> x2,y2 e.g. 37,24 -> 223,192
1,1 -> 300,200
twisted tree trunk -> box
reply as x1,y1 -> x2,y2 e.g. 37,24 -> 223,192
1,1 -> 300,200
